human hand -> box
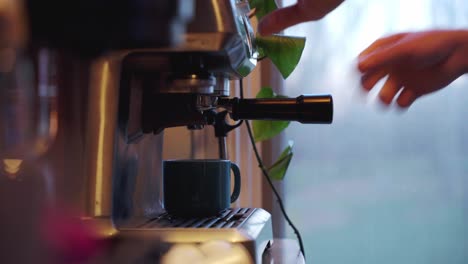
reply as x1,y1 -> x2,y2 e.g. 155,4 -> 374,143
358,30 -> 468,108
257,0 -> 345,35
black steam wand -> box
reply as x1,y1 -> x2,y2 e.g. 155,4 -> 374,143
207,93 -> 333,159
218,94 -> 333,124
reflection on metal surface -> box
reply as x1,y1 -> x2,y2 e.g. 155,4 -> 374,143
211,0 -> 225,31
80,217 -> 118,238
49,109 -> 58,141
94,61 -> 110,216
86,55 -> 123,218
3,158 -> 22,179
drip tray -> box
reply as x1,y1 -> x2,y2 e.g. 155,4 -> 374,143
118,208 -> 273,264
141,208 -> 253,229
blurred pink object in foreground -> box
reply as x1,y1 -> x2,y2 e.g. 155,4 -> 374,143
40,205 -> 109,263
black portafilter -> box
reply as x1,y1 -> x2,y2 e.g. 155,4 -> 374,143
218,95 -> 333,124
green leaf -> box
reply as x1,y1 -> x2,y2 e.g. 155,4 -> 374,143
255,87 -> 275,98
252,87 -> 290,142
237,64 -> 252,77
255,35 -> 306,79
249,0 -> 278,20
267,142 -> 294,180
253,118 -> 290,142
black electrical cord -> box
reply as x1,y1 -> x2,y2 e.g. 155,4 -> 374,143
239,79 -> 306,259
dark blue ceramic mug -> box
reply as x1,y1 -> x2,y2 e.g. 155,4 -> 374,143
163,159 -> 241,217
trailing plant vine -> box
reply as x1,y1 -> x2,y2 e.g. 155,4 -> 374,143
248,0 -> 306,180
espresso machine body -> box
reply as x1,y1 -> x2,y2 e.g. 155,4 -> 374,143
0,0 -> 332,263
82,0 -> 258,227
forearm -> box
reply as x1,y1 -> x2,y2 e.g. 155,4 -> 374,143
307,0 -> 346,20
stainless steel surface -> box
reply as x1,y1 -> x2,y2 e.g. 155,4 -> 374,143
84,53 -> 166,227
215,76 -> 231,96
169,75 -> 216,94
85,55 -> 122,220
219,137 -> 228,159
175,0 -> 256,79
121,208 -> 273,264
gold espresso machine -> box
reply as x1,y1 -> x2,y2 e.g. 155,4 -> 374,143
0,0 -> 332,263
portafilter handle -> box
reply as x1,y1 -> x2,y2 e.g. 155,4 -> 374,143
218,95 -> 333,124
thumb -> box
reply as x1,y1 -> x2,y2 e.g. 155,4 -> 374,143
258,4 -> 304,36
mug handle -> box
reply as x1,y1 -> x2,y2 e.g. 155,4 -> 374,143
230,163 -> 241,203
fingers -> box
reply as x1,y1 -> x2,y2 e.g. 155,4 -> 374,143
362,70 -> 420,107
358,38 -> 413,73
378,74 -> 402,105
360,69 -> 418,108
359,33 -> 408,57
360,42 -> 414,73
361,68 -> 388,91
396,88 -> 418,108
258,4 -> 304,35
358,30 -> 466,109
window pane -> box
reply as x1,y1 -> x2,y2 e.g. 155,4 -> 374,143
283,0 -> 468,263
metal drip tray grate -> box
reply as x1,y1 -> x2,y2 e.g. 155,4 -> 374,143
120,208 -> 273,264
141,208 -> 253,229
